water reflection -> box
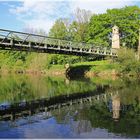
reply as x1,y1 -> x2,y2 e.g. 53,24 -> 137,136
111,94 -> 121,120
0,75 -> 140,138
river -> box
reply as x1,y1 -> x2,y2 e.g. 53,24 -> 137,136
0,74 -> 140,138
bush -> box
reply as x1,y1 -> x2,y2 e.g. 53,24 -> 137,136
116,48 -> 140,76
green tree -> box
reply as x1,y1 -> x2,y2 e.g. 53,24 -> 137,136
117,48 -> 140,76
87,6 -> 140,49
69,8 -> 92,42
49,18 -> 68,39
48,16 -> 88,65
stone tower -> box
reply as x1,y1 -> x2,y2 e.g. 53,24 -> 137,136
112,95 -> 120,121
112,25 -> 120,49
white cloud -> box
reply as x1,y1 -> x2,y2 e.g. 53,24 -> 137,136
9,0 -> 137,33
9,0 -> 70,33
24,19 -> 55,33
70,0 -> 134,14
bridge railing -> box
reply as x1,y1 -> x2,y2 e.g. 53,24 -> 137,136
0,29 -> 118,56
0,29 -> 105,49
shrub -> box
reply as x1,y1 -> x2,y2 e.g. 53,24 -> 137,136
116,48 -> 140,76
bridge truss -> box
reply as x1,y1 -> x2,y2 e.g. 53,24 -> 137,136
0,29 -> 118,57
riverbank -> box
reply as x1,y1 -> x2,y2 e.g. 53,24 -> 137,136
0,59 -> 119,77
1,48 -> 140,78
0,59 -> 139,79
70,60 -> 119,78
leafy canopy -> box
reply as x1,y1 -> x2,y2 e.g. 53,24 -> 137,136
87,6 -> 140,49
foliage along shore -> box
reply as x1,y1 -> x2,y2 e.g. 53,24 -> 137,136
0,48 -> 140,79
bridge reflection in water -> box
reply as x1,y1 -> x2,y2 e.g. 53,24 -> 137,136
0,90 -> 121,135
0,91 -> 116,122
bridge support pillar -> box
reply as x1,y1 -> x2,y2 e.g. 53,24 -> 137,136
112,95 -> 120,121
112,25 -> 120,49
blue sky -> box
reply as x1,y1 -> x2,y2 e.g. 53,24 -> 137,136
0,0 -> 140,33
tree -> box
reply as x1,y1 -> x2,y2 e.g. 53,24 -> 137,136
116,48 -> 140,76
69,8 -> 92,42
49,18 -> 68,39
48,15 -> 89,65
74,8 -> 92,24
87,6 -> 140,49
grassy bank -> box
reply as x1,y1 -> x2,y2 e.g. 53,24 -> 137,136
0,48 -> 140,78
67,60 -> 119,78
0,50 -> 112,76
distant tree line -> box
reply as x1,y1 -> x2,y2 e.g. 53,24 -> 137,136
49,6 -> 140,49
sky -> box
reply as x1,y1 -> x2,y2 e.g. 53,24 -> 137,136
0,0 -> 140,34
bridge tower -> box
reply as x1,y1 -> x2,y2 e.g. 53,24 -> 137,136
112,95 -> 120,121
112,25 -> 120,49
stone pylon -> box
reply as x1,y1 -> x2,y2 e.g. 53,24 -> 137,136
112,95 -> 120,121
112,25 -> 120,49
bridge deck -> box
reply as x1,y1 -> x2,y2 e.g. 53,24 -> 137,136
0,29 -> 118,57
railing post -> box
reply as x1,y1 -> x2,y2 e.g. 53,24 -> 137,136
28,42 -> 32,52
29,42 -> 31,48
88,97 -> 92,102
69,41 -> 72,51
44,44 -> 47,49
97,95 -> 100,100
80,99 -> 83,104
89,48 -> 91,53
58,40 -> 60,50
104,47 -> 107,55
10,39 -> 14,47
110,49 -> 113,55
96,48 -> 99,54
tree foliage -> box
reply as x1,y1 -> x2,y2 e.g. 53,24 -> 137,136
49,18 -> 68,39
47,8 -> 93,64
69,8 -> 92,42
87,6 -> 140,49
116,48 -> 140,76
49,8 -> 92,42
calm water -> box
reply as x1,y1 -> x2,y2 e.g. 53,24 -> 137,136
0,74 -> 140,138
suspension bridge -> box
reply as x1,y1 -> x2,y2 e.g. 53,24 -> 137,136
0,29 -> 118,57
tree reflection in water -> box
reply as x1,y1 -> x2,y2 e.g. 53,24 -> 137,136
0,75 -> 140,138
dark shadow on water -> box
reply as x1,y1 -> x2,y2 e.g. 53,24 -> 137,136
66,65 -> 92,80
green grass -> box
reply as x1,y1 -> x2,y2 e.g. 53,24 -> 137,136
48,64 -> 65,70
48,60 -> 119,74
73,60 -> 110,66
71,60 -> 119,73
